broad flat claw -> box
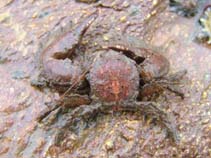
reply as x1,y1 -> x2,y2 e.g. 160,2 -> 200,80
40,12 -> 98,86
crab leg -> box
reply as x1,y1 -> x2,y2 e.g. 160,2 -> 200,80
37,94 -> 92,124
52,103 -> 103,145
119,101 -> 179,143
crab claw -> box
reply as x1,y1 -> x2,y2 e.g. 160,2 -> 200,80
41,12 -> 98,85
138,53 -> 170,82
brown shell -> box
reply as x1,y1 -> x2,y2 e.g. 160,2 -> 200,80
89,50 -> 139,102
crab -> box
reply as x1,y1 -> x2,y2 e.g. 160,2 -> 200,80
32,11 -> 186,146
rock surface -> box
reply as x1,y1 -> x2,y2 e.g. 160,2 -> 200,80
0,0 -> 211,157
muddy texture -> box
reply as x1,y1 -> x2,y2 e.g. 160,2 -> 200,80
0,0 -> 211,158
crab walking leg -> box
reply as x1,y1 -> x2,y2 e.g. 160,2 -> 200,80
139,69 -> 187,99
37,103 -> 61,123
165,84 -> 185,99
120,101 -> 179,143
164,70 -> 187,82
37,94 -> 91,124
51,103 -> 103,145
57,103 -> 103,130
163,70 -> 187,98
70,103 -> 103,120
155,70 -> 187,98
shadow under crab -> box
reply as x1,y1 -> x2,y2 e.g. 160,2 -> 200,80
33,12 -> 187,147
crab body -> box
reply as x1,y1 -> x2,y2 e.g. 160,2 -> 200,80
33,12 -> 186,144
89,50 -> 139,103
